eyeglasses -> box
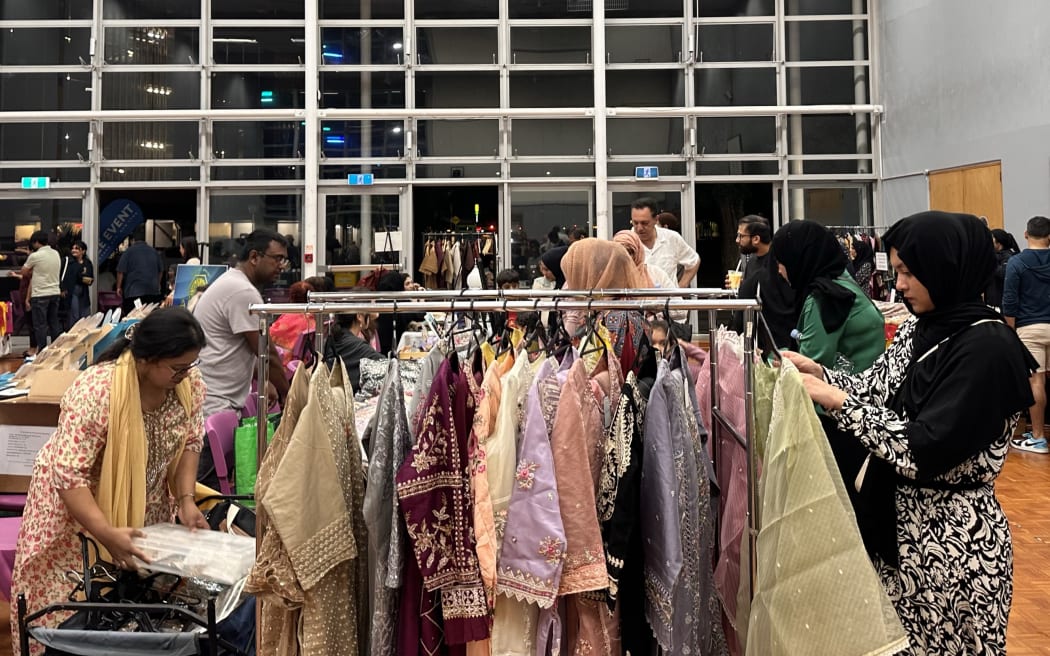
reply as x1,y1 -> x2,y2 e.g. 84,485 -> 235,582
167,358 -> 200,377
736,232 -> 755,240
260,252 -> 288,267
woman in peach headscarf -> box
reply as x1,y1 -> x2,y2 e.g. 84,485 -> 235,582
561,238 -> 646,361
612,229 -> 677,290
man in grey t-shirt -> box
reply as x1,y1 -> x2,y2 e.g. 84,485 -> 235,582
193,229 -> 289,487
18,230 -> 62,354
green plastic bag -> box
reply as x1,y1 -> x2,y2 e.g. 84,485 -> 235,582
234,414 -> 278,501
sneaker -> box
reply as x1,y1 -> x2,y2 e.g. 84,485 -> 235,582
1011,433 -> 1049,454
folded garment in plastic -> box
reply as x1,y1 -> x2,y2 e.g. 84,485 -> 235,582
29,628 -> 200,656
131,523 -> 255,585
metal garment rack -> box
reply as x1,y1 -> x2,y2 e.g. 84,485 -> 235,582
249,290 -> 763,599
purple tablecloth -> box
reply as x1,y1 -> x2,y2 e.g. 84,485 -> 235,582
0,516 -> 20,601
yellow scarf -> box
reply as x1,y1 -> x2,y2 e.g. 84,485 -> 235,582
95,350 -> 194,530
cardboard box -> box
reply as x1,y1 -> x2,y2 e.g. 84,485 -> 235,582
0,401 -> 61,493
27,369 -> 81,404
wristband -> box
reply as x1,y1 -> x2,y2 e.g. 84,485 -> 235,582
177,493 -> 195,503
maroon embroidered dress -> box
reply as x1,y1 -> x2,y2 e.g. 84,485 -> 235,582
397,355 -> 490,646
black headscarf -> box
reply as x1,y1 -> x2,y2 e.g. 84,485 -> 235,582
842,211 -> 1037,565
771,220 -> 855,333
990,228 -> 1020,254
540,245 -> 567,288
851,237 -> 875,271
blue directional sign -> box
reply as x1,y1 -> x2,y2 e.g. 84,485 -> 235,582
348,173 -> 375,185
635,166 -> 659,180
21,176 -> 50,189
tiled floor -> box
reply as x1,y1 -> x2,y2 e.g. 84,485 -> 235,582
3,449 -> 1049,655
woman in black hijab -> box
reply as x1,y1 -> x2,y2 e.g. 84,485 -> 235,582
771,220 -> 884,373
539,244 -> 567,289
850,237 -> 877,297
786,211 -> 1037,656
985,228 -> 1020,308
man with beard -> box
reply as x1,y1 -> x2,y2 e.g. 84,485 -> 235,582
730,215 -> 796,351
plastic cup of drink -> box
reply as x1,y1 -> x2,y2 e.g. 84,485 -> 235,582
728,270 -> 743,290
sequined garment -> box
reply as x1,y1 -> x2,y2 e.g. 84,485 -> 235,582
251,361 -> 368,656
363,358 -> 411,656
397,355 -> 490,645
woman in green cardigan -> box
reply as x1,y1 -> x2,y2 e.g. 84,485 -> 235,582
772,220 -> 885,374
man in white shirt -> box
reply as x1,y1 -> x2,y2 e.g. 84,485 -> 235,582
19,230 -> 62,353
630,197 -> 700,287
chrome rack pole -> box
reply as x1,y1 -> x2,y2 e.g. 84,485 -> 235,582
256,314 -> 270,463
742,307 -> 759,600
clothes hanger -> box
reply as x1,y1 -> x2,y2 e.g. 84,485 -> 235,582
578,299 -> 608,360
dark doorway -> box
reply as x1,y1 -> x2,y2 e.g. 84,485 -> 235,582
695,183 -> 774,288
96,189 -> 197,294
412,185 -> 499,287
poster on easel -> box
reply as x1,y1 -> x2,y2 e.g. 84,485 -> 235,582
172,264 -> 228,309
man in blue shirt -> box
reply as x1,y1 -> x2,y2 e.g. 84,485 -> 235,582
1003,215 -> 1050,453
116,225 -> 164,315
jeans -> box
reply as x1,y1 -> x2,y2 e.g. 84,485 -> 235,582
70,292 -> 91,323
30,295 -> 61,349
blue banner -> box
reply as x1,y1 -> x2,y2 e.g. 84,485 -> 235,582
98,198 -> 145,263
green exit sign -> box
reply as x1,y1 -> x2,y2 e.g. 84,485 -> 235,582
21,177 -> 50,189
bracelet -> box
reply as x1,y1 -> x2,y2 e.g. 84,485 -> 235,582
177,493 -> 195,502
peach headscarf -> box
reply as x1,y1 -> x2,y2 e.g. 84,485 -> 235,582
562,238 -> 643,291
612,230 -> 654,288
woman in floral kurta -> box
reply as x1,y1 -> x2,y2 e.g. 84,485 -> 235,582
10,310 -> 207,656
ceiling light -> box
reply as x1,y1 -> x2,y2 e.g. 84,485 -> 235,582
214,38 -> 258,44
392,42 -> 403,50
392,126 -> 402,134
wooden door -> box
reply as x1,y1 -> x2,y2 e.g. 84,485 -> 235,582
928,161 -> 1004,228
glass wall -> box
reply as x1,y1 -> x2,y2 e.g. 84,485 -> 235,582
0,0 -> 877,291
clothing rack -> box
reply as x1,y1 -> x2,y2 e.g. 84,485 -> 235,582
422,231 -> 496,238
249,291 -> 765,620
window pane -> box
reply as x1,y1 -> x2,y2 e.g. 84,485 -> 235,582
612,0 -> 686,18
321,27 -> 404,66
696,67 -> 776,106
104,27 -> 200,65
512,119 -> 592,157
214,121 -> 303,159
100,166 -> 199,181
789,66 -> 867,104
510,189 -> 590,283
101,72 -> 200,110
0,199 -> 82,252
509,163 -> 595,177
3,0 -> 91,19
320,0 -> 404,19
510,72 -> 593,108
209,165 -> 304,181
512,26 -> 591,65
0,123 -> 88,161
103,121 -> 198,159
697,0 -> 774,16
697,24 -> 773,62
786,20 -> 867,61
0,73 -> 92,111
321,120 -> 404,158
611,190 -> 681,232
0,28 -> 90,66
608,118 -> 683,156
415,0 -> 497,19
214,28 -> 303,65
416,72 -> 499,109
320,72 -> 405,109
697,159 -> 778,175
606,70 -> 685,107
418,27 -> 497,65
104,0 -> 199,19
321,164 -> 406,180
510,0 -> 584,18
325,195 -> 401,267
0,167 -> 90,183
418,120 -> 499,158
211,0 -> 303,20
791,113 -> 871,155
607,25 -> 681,64
801,187 -> 868,225
212,72 -> 304,109
699,116 -> 776,153
209,194 -> 302,251
416,164 -> 500,179
607,160 -> 687,177
795,158 -> 872,175
786,0 -> 866,15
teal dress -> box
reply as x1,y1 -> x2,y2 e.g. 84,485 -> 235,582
796,273 -> 884,374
